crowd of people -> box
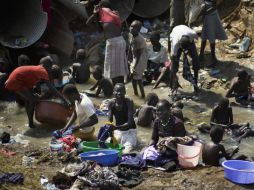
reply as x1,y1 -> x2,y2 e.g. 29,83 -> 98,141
1,0 -> 254,169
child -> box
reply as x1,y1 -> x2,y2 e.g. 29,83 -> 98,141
226,70 -> 251,104
108,83 -> 137,153
62,84 -> 98,140
202,126 -> 239,166
85,66 -> 113,98
136,93 -> 159,127
146,31 -> 169,88
199,98 -> 254,142
72,49 -> 90,83
129,20 -> 148,98
18,54 -> 31,66
171,101 -> 184,121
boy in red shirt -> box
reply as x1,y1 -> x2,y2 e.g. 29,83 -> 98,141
5,56 -> 69,128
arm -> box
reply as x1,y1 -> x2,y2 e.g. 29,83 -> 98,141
72,113 -> 98,131
114,100 -> 135,131
219,144 -> 231,160
108,100 -> 114,123
85,85 -> 102,97
86,6 -> 99,25
89,81 -> 99,91
62,111 -> 77,132
43,80 -> 70,105
229,107 -> 234,125
133,49 -> 142,71
149,121 -> 159,146
226,83 -> 237,98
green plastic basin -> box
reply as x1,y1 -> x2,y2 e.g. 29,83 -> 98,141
81,141 -> 124,156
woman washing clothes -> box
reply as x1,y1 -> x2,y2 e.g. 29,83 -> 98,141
142,100 -> 189,168
150,99 -> 187,146
108,83 -> 137,153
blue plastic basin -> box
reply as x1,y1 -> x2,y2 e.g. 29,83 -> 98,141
222,160 -> 254,184
79,150 -> 119,166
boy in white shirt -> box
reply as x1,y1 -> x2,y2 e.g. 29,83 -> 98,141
62,84 -> 98,140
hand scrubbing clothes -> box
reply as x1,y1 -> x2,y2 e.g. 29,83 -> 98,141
97,122 -> 118,148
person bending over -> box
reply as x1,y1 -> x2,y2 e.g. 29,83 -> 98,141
62,84 -> 98,140
5,56 -> 69,128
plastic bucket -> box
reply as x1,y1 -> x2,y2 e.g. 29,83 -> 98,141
49,141 -> 63,154
177,141 -> 202,168
79,150 -> 119,166
222,160 -> 254,184
80,141 -> 124,156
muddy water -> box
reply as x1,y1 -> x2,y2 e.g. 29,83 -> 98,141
0,78 -> 254,157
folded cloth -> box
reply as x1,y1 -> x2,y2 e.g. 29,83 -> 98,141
142,146 -> 173,167
119,153 -> 146,170
0,173 -> 24,184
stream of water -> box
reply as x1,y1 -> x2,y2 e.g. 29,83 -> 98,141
0,79 -> 253,157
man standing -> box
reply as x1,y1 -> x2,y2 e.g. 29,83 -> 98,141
86,0 -> 129,86
169,25 -> 200,92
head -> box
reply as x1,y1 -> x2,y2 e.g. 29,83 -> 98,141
39,56 -> 53,73
146,93 -> 159,106
92,66 -> 103,80
172,101 -> 184,109
113,83 -> 126,100
18,54 -> 31,66
98,0 -> 112,9
156,99 -> 172,121
0,58 -> 8,73
62,84 -> 80,104
210,126 -> 224,143
237,70 -> 248,81
218,98 -> 229,109
76,49 -> 86,62
179,35 -> 191,49
51,64 -> 63,80
130,20 -> 142,37
150,31 -> 161,47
